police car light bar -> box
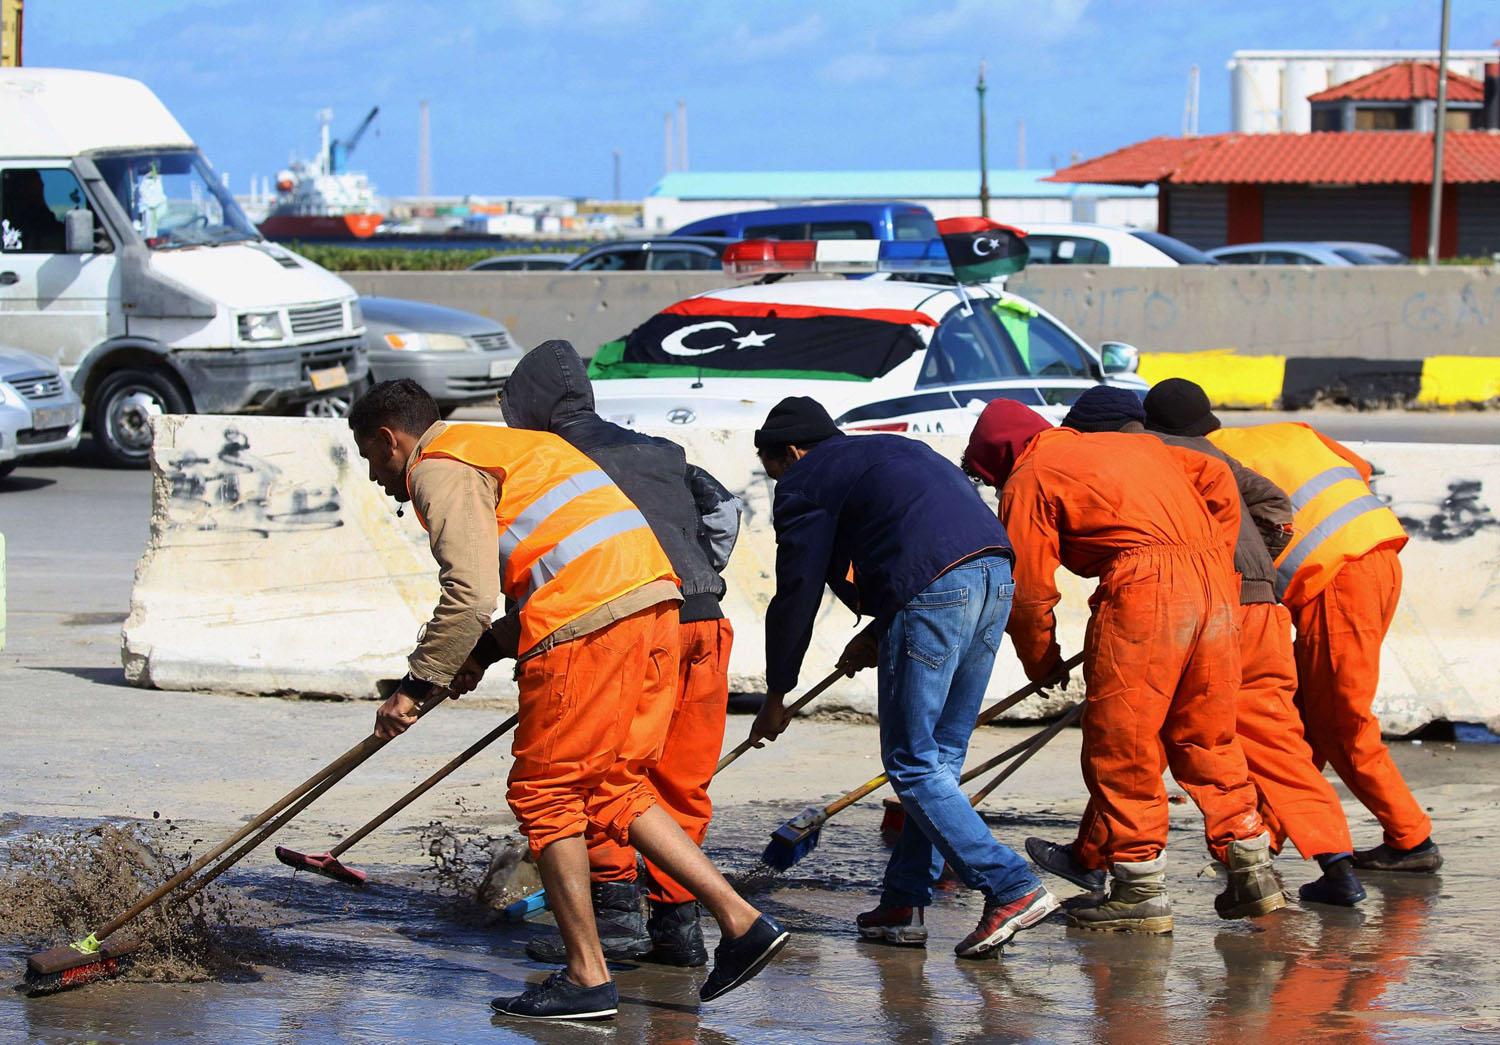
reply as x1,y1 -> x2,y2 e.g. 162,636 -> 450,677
722,238 -> 952,278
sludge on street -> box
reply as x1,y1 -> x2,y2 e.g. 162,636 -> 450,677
3,2 -> 1500,1041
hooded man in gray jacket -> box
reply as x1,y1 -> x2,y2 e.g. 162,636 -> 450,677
485,338 -> 742,966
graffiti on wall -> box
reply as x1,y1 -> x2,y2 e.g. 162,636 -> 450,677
1386,478 -> 1499,543
164,428 -> 344,538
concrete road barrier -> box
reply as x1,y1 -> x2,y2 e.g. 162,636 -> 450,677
124,416 -> 1500,734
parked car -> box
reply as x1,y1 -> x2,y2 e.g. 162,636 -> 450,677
1207,241 -> 1408,265
0,346 -> 83,476
467,252 -> 578,272
673,202 -> 938,242
1015,222 -> 1218,266
587,240 -> 1146,435
359,297 -> 523,415
564,237 -> 731,271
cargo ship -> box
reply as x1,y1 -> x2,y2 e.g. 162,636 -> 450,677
258,107 -> 384,241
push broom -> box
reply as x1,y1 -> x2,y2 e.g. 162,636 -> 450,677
762,653 -> 1083,871
502,667 -> 847,921
275,711 -> 521,886
22,689 -> 453,996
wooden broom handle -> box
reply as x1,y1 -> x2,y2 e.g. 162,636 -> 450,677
95,688 -> 451,940
968,701 -> 1086,807
715,667 -> 844,775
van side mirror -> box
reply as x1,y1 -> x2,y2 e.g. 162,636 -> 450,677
1100,341 -> 1140,374
64,209 -> 95,254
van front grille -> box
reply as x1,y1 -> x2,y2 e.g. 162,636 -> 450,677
289,303 -> 346,335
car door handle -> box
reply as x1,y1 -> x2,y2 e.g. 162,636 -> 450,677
0,271 -> 18,285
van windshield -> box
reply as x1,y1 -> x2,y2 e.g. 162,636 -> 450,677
94,150 -> 260,249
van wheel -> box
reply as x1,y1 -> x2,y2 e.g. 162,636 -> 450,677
90,368 -> 189,468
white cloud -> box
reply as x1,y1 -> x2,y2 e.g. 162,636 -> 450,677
725,13 -> 827,61
819,50 -> 893,85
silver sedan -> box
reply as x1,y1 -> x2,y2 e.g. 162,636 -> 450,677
0,346 -> 83,477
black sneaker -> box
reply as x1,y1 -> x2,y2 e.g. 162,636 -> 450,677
699,914 -> 790,1002
1026,837 -> 1107,892
645,900 -> 708,967
491,971 -> 618,1021
1298,858 -> 1367,907
1353,840 -> 1443,874
524,880 -> 651,963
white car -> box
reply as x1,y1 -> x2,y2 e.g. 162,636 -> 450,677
587,248 -> 1146,435
0,346 -> 83,476
1016,222 -> 1218,267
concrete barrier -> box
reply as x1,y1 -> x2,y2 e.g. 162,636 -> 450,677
344,267 -> 1500,408
124,416 -> 1500,735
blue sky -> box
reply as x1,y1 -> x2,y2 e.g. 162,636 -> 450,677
25,0 -> 1496,199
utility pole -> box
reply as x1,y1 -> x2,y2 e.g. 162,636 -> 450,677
1427,0 -> 1452,264
1017,117 -> 1026,169
1,0 -> 21,67
677,98 -> 688,172
977,59 -> 990,217
663,111 -> 674,174
612,148 -> 621,201
417,100 -> 432,198
1183,64 -> 1200,137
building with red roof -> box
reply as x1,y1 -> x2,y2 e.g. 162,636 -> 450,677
1051,60 -> 1500,259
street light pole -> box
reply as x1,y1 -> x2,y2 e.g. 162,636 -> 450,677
1428,0 -> 1452,264
977,59 -> 990,218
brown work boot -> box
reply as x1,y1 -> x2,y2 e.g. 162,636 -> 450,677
1066,855 -> 1173,935
1213,833 -> 1287,920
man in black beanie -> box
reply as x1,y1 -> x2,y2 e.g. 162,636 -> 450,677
1060,385 -> 1146,433
749,396 -> 1057,959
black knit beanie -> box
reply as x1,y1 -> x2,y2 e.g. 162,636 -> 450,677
754,396 -> 840,450
1144,378 -> 1221,437
1060,385 -> 1146,433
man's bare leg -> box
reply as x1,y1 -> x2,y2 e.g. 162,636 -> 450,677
628,804 -> 760,938
535,836 -> 611,988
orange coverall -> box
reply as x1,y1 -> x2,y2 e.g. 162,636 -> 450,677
588,617 -> 734,903
999,428 -> 1265,867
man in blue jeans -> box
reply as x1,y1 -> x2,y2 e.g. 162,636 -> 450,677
748,397 -> 1057,959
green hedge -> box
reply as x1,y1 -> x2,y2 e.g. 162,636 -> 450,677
286,243 -> 507,271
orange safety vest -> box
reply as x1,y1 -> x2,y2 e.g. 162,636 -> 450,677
409,424 -> 676,653
1207,422 -> 1406,606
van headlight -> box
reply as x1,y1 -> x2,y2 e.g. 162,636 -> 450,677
382,332 -> 471,352
349,301 -> 363,329
238,311 -> 285,342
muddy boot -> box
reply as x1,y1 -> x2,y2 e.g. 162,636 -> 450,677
1353,839 -> 1443,874
1066,856 -> 1173,934
524,881 -> 651,964
1298,854 -> 1366,907
856,904 -> 928,947
1214,833 -> 1287,920
645,900 -> 708,967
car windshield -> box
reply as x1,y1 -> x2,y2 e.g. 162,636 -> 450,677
1131,230 -> 1219,264
918,299 -> 1094,386
94,150 -> 260,249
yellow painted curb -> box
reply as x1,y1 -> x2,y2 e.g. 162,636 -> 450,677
1138,349 -> 1286,410
1417,356 -> 1500,407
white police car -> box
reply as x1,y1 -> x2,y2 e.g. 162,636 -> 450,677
588,238 -> 1146,434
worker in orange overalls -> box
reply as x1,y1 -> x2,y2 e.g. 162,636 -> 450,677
1145,378 -> 1441,875
349,379 -> 787,1021
1044,385 -> 1365,907
963,399 -> 1284,934
498,340 -> 742,968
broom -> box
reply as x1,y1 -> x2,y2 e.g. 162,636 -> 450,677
762,653 -> 1082,872
276,712 -> 520,886
22,690 -> 451,996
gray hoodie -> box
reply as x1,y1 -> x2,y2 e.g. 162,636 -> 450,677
501,339 -> 740,621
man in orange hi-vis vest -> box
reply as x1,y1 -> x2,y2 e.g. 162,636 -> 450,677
348,380 -> 788,1022
1144,379 -> 1441,876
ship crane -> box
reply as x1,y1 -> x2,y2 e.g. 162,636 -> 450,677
330,106 -> 379,174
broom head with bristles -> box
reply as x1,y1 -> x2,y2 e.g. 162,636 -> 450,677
24,934 -> 140,996
275,846 -> 368,886
761,805 -> 827,871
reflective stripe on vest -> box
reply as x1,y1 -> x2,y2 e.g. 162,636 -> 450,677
498,468 -> 613,560
1288,466 -> 1364,510
515,507 -> 651,606
1274,494 -> 1388,598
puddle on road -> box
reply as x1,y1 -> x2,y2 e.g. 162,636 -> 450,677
3,805 -> 1498,1043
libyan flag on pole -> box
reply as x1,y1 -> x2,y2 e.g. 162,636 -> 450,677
937,217 -> 1030,283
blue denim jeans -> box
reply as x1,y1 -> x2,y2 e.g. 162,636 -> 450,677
877,555 -> 1041,908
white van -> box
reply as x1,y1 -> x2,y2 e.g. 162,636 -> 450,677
0,69 -> 367,465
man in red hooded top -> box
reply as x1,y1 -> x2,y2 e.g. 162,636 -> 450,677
962,399 -> 1284,933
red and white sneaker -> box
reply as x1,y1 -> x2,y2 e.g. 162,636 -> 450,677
856,904 -> 928,946
954,887 -> 1059,959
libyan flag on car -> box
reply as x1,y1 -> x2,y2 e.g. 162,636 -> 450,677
938,217 -> 1030,283
588,297 -> 934,381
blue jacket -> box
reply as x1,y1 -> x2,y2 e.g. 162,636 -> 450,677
765,433 -> 1012,693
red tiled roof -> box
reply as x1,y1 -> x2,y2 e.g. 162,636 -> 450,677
1049,132 -> 1500,186
1307,61 -> 1485,103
